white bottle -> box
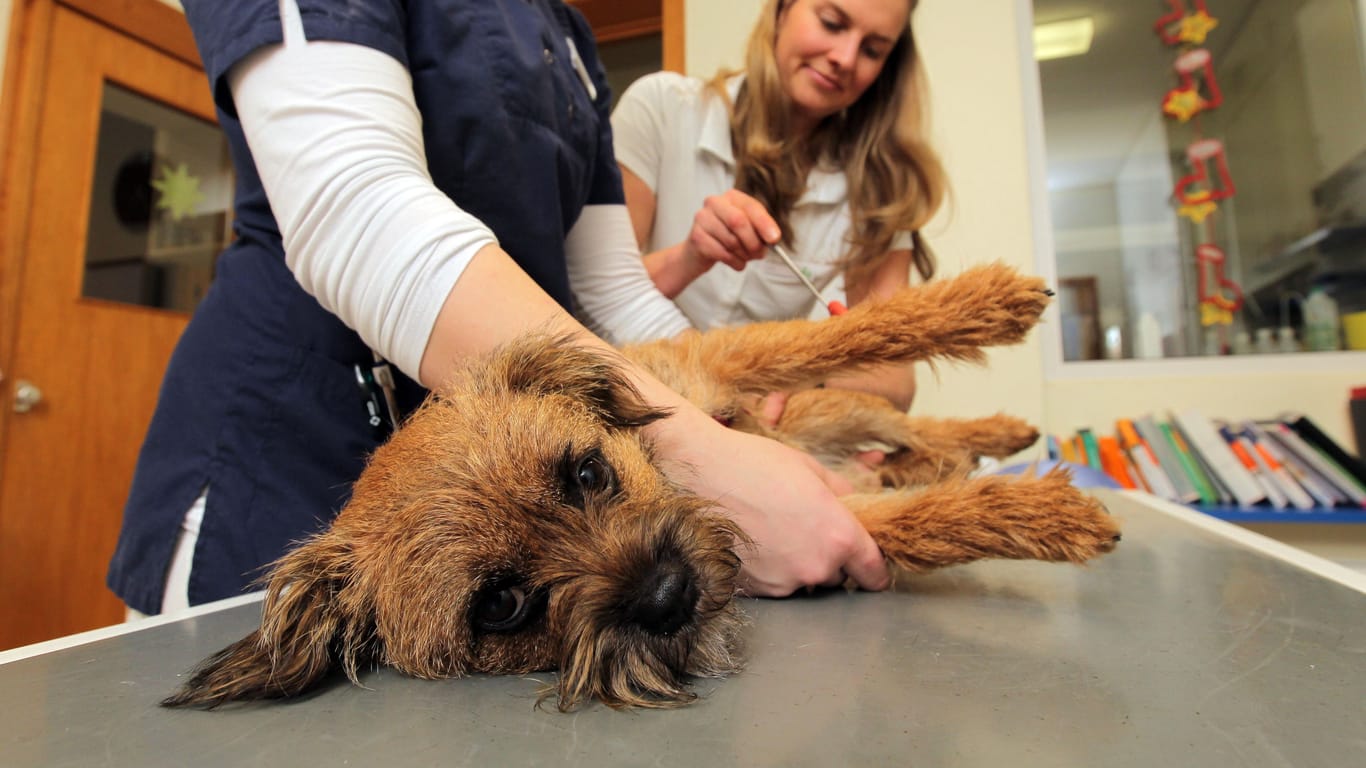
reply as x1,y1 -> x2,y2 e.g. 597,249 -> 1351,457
1103,324 -> 1124,359
1135,312 -> 1164,359
1255,327 -> 1276,354
1303,287 -> 1342,351
1277,326 -> 1300,353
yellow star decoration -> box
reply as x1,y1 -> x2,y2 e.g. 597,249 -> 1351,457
1178,11 -> 1219,44
1163,89 -> 1206,122
1178,190 -> 1217,223
1200,302 -> 1233,326
1179,201 -> 1217,222
151,162 -> 204,221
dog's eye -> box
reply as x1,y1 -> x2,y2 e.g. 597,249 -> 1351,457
473,585 -> 535,633
560,449 -> 616,508
576,453 -> 613,494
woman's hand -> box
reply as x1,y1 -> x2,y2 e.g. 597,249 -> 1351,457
651,408 -> 891,597
683,189 -> 782,274
755,391 -> 889,483
625,167 -> 781,299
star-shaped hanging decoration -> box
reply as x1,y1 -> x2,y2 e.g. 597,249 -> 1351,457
1199,302 -> 1233,327
1178,200 -> 1218,223
151,162 -> 204,221
1178,11 -> 1218,44
1162,88 -> 1207,122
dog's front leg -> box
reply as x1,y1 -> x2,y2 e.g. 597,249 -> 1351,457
842,469 -> 1121,572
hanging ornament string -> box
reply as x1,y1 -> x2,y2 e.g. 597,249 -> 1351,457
1155,1 -> 1243,334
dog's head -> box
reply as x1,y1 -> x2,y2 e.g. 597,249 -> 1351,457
163,337 -> 745,711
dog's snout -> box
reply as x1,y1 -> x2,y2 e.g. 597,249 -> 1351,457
629,561 -> 698,636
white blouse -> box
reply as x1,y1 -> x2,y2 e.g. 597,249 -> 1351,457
612,71 -> 911,332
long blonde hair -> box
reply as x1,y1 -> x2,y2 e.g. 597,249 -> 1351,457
709,0 -> 947,284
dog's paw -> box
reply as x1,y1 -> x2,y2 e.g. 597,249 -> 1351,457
937,413 -> 1040,459
929,264 -> 1052,354
1020,470 -> 1121,564
847,469 -> 1121,572
980,415 -> 1040,457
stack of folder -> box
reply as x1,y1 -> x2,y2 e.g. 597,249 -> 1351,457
1051,411 -> 1366,511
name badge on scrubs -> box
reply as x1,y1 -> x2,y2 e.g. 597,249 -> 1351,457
565,36 -> 598,101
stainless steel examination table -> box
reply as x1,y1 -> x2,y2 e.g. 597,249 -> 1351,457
3,490 -> 1363,767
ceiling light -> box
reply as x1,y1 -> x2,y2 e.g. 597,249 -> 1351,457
1034,17 -> 1094,61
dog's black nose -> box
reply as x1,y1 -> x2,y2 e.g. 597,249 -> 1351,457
629,561 -> 698,636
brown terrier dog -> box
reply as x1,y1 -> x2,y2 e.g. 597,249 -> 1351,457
162,264 -> 1120,711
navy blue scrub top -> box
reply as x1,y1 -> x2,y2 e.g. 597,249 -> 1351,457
108,0 -> 624,614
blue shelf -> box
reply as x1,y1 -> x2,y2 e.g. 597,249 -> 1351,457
1195,505 -> 1366,524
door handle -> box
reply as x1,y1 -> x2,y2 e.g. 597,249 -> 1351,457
13,380 -> 43,413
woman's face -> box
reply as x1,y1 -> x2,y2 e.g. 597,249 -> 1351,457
773,0 -> 910,133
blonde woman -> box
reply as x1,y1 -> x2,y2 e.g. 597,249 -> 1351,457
607,0 -> 945,411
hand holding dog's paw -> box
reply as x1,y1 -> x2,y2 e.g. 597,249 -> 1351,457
657,412 -> 891,596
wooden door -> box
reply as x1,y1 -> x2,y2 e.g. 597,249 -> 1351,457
0,5 -> 222,650
1058,276 -> 1102,361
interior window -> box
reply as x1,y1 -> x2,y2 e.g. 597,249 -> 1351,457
1033,0 -> 1366,360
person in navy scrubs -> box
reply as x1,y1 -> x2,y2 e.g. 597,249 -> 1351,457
107,0 -> 891,616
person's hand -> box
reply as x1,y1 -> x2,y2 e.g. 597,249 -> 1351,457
682,189 -> 781,275
754,390 -> 888,484
652,409 -> 891,597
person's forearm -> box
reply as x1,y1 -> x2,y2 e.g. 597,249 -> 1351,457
421,243 -> 693,415
563,205 -> 692,344
231,40 -> 495,381
830,249 -> 918,409
825,363 -> 918,412
642,242 -> 710,300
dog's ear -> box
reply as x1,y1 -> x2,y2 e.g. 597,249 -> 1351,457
161,532 -> 373,709
497,334 -> 670,429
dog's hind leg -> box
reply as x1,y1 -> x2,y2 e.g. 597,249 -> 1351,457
841,469 -> 1121,572
731,389 -> 1042,488
879,413 -> 1041,484
902,413 -> 1040,461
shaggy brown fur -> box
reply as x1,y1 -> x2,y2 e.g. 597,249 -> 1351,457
162,263 -> 1120,712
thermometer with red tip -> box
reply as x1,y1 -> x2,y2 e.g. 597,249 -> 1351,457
770,244 -> 848,316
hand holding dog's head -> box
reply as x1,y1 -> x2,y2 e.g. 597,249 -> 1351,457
163,338 -> 745,711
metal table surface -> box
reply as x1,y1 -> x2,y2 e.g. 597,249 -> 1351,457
2,490 -> 1364,767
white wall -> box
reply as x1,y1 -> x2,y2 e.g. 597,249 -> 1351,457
686,0 -> 1365,453
1298,0 -> 1366,181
